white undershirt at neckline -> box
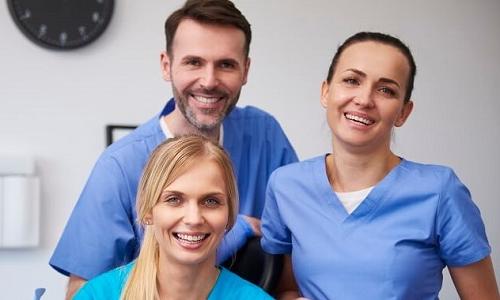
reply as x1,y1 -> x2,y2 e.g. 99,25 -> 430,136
335,186 -> 374,214
159,117 -> 224,145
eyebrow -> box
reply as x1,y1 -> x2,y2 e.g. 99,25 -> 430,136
181,55 -> 203,62
161,189 -> 227,198
218,58 -> 240,66
344,68 -> 401,88
180,55 -> 241,66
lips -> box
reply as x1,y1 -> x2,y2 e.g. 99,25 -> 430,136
191,95 -> 223,104
344,112 -> 375,126
174,232 -> 209,244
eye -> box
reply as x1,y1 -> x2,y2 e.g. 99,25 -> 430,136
164,196 -> 181,206
379,86 -> 396,97
203,197 -> 222,208
343,77 -> 359,86
219,61 -> 236,69
184,58 -> 201,67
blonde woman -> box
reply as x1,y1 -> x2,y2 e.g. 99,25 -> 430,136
74,135 -> 273,299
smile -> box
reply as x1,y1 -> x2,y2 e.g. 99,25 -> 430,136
345,113 -> 375,126
174,232 -> 209,244
192,95 -> 223,104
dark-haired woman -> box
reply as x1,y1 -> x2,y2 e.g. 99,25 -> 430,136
261,32 -> 499,300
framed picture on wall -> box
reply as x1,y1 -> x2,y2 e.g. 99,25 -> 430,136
105,124 -> 137,146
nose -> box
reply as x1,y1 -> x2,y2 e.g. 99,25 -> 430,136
183,203 -> 204,226
353,86 -> 375,108
199,65 -> 219,90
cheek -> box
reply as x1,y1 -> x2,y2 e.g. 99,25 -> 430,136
382,105 -> 405,124
208,210 -> 229,235
324,92 -> 346,117
151,225 -> 168,248
333,88 -> 355,104
171,69 -> 197,89
152,221 -> 169,240
220,74 -> 245,91
151,208 -> 176,235
172,76 -> 190,91
325,88 -> 351,109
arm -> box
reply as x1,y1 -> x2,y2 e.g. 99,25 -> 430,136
449,256 -> 499,300
435,170 -> 495,299
260,171 -> 303,298
240,215 -> 261,236
66,275 -> 86,300
50,155 -> 139,280
275,255 -> 308,300
216,214 -> 259,263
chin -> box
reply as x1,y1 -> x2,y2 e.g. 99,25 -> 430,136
175,251 -> 216,266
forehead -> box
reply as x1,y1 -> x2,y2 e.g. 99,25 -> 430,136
170,19 -> 246,60
166,157 -> 226,191
336,41 -> 410,85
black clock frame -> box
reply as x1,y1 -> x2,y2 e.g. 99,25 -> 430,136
7,0 -> 114,50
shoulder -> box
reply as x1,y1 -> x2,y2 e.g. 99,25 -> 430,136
227,105 -> 276,120
222,105 -> 296,158
401,160 -> 481,223
396,160 -> 470,205
86,262 -> 133,288
225,105 -> 283,130
399,159 -> 458,184
210,268 -> 274,299
270,156 -> 324,182
74,262 -> 134,299
93,114 -> 164,174
104,115 -> 164,159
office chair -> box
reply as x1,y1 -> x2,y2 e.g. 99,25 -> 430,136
222,236 -> 283,293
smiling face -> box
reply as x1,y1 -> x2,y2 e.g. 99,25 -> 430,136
161,19 -> 250,133
146,157 -> 229,267
321,41 -> 413,152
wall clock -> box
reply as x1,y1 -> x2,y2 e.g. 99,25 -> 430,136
7,0 -> 114,50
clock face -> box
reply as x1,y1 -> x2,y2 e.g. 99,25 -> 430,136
8,0 -> 114,50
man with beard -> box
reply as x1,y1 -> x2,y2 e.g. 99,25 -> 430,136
49,0 -> 298,298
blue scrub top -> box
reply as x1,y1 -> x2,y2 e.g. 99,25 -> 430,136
50,99 -> 298,280
74,262 -> 274,300
262,155 -> 490,300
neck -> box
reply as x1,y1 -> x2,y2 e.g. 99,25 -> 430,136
156,254 -> 219,300
326,143 -> 400,192
163,109 -> 220,142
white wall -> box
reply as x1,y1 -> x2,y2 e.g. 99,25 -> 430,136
1,0 -> 499,298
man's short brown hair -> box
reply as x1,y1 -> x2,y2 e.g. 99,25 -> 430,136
165,0 -> 251,58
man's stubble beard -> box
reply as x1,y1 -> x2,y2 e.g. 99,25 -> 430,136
172,84 -> 240,135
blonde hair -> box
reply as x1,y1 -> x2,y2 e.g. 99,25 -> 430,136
120,135 -> 238,300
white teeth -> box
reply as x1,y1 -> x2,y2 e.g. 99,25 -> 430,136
193,95 -> 220,104
176,233 -> 206,242
345,113 -> 374,125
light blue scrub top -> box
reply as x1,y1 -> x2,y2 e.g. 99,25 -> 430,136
262,155 -> 490,300
50,99 -> 298,280
74,262 -> 274,300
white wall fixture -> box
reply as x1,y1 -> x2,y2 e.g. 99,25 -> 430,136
0,157 -> 40,248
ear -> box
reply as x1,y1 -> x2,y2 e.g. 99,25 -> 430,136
241,57 -> 251,85
160,51 -> 172,81
320,80 -> 330,108
395,100 -> 413,127
143,212 -> 153,226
